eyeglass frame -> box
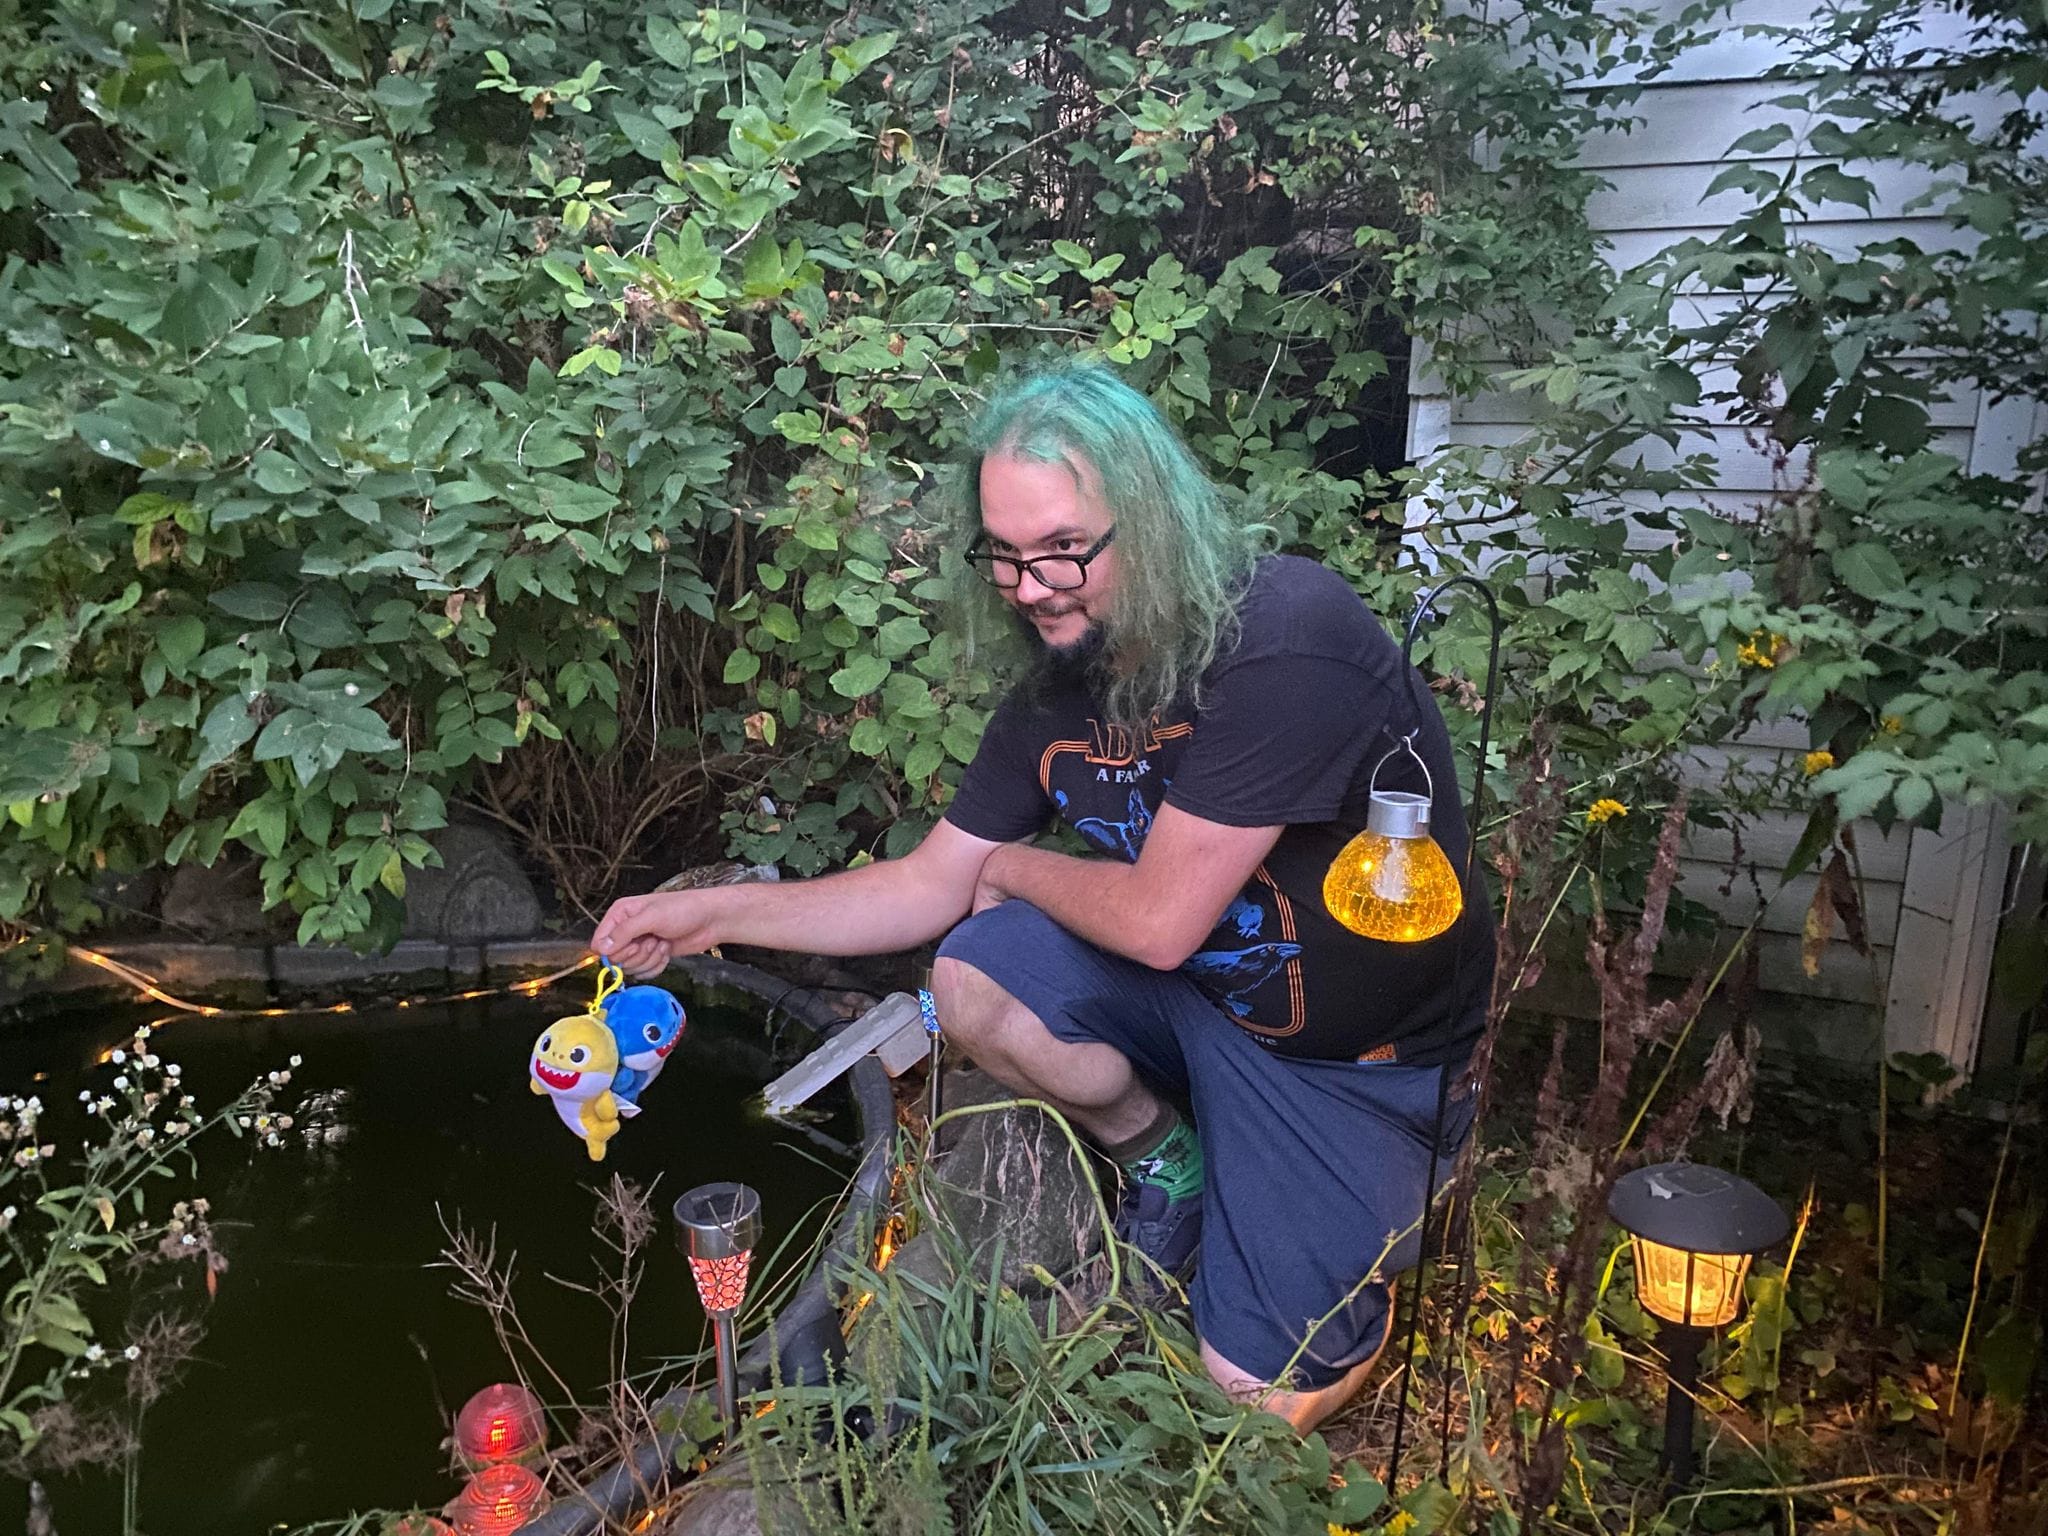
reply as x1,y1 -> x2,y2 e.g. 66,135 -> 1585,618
964,525 -> 1117,591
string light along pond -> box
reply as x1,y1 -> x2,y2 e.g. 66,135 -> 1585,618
12,982 -> 857,1535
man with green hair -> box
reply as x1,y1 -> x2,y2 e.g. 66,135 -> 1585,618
595,358 -> 1491,1430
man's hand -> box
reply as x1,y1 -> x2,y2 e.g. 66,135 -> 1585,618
592,890 -> 725,978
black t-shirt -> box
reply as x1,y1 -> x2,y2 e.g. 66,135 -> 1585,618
944,554 -> 1494,1065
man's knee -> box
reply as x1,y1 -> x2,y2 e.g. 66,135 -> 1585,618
927,953 -> 1014,1052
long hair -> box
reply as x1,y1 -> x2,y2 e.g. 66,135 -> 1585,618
943,359 -> 1267,731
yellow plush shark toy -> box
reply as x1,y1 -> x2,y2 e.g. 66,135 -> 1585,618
529,1014 -> 623,1161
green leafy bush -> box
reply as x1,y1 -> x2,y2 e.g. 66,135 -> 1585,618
0,0 -> 1660,943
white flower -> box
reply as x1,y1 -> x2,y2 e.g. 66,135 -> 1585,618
112,1076 -> 128,1091
165,1064 -> 181,1079
289,1054 -> 303,1068
78,1090 -> 92,1104
110,1049 -> 126,1065
122,1345 -> 140,1362
142,1055 -> 159,1069
94,1097 -> 113,1115
85,1343 -> 105,1362
179,1232 -> 196,1246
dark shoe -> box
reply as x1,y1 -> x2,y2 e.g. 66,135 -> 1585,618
1113,1176 -> 1203,1285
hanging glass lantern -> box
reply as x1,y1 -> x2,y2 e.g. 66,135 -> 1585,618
1323,732 -> 1464,942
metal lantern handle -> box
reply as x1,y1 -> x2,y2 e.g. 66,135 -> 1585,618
1366,729 -> 1437,805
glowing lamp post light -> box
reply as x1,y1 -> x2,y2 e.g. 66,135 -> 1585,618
449,1462 -> 549,1536
1608,1162 -> 1789,1485
675,1181 -> 762,1432
455,1382 -> 547,1467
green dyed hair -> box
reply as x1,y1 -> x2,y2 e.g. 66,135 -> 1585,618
946,358 -> 1267,731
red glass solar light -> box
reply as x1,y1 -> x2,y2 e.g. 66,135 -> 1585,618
688,1249 -> 754,1314
455,1382 -> 547,1466
450,1462 -> 548,1535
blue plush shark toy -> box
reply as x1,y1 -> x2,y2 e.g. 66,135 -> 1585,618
599,976 -> 686,1119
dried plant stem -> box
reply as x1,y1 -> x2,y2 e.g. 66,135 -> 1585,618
1613,916 -> 1762,1158
1764,1183 -> 1816,1448
1946,1116 -> 2015,1434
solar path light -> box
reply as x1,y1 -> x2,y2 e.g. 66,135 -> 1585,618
675,1181 -> 763,1432
1608,1161 -> 1790,1485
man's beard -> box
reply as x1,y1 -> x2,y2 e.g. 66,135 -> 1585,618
1013,601 -> 1110,687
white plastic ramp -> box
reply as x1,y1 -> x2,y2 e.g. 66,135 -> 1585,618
761,992 -> 929,1117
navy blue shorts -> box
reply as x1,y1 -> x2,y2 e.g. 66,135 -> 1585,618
937,900 -> 1475,1390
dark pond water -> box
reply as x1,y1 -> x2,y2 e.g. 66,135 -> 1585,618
6,984 -> 856,1536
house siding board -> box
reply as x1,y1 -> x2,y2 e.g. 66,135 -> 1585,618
1409,3 -> 2005,1066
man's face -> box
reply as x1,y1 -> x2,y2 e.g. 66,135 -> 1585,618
976,451 -> 1121,659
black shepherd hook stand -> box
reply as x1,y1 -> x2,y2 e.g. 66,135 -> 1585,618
1382,573 -> 1503,1496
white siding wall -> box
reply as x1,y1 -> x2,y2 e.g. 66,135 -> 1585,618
1407,0 -> 2029,1069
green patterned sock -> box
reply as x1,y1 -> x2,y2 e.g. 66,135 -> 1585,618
1123,1118 -> 1204,1203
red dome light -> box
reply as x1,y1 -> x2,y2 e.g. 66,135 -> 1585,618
451,1462 -> 548,1535
455,1382 -> 547,1466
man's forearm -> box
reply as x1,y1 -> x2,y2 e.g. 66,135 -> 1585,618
710,858 -> 969,956
980,846 -> 1174,967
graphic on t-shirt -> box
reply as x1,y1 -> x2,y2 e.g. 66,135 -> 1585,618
1038,718 -> 1195,797
1221,896 -> 1264,938
1054,788 -> 1152,862
1180,941 -> 1305,1017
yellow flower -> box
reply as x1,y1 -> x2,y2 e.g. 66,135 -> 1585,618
1327,1526 -> 1359,1536
1736,630 -> 1787,669
1880,715 -> 1904,735
1586,798 -> 1628,827
1384,1514 -> 1419,1536
1802,750 -> 1835,777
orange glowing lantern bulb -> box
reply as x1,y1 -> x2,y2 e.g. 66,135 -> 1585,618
455,1382 -> 547,1467
450,1462 -> 548,1536
1322,734 -> 1464,943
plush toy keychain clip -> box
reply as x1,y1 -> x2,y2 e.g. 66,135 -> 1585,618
598,967 -> 687,1119
529,959 -> 688,1160
529,959 -> 627,1161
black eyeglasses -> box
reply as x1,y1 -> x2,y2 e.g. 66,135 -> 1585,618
965,526 -> 1117,591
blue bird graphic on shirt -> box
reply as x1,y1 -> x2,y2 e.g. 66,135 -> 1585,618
1221,896 -> 1264,939
1180,941 -> 1303,1018
1055,788 -> 1154,862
